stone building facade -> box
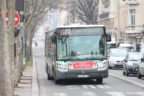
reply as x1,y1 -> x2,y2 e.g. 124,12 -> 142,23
98,0 -> 144,48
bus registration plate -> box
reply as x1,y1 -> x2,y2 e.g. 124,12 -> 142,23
77,75 -> 89,78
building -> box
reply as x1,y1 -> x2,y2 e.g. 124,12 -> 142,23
98,0 -> 144,50
48,0 -> 72,28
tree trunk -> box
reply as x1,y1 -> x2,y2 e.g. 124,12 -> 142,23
0,0 -> 14,96
8,0 -> 16,87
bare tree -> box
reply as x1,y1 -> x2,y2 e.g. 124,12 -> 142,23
24,0 -> 61,60
0,0 -> 14,96
72,0 -> 99,24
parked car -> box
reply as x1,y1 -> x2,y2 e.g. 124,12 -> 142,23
137,58 -> 144,79
108,48 -> 127,68
123,52 -> 141,76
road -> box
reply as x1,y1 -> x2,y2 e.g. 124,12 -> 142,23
33,47 -> 144,96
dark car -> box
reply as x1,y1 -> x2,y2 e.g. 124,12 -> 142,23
123,52 -> 141,76
137,58 -> 144,79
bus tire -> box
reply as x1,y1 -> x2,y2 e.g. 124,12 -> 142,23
123,71 -> 125,75
46,64 -> 53,80
47,74 -> 52,80
125,71 -> 129,76
137,70 -> 142,79
97,78 -> 103,84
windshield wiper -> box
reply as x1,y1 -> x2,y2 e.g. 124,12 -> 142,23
130,60 -> 138,61
84,57 -> 106,60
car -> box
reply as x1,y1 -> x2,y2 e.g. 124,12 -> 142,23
107,38 -> 116,51
123,52 -> 141,76
118,43 -> 134,52
108,48 -> 127,69
137,58 -> 144,79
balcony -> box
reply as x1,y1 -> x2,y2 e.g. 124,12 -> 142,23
127,0 -> 139,5
125,25 -> 143,34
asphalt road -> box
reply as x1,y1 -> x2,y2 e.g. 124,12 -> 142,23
33,47 -> 144,96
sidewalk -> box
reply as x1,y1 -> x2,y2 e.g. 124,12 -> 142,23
14,67 -> 32,96
14,57 -> 39,96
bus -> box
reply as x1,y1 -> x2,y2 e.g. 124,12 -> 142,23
45,25 -> 111,84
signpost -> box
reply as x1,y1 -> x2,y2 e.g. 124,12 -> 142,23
6,11 -> 20,27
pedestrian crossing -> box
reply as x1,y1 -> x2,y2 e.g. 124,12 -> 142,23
66,85 -> 111,90
53,91 -> 144,96
81,92 -> 98,96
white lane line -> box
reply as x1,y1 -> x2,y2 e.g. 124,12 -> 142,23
89,85 -> 96,89
82,85 -> 89,89
81,92 -> 97,96
66,85 -> 79,89
127,92 -> 144,96
103,85 -> 111,89
109,73 -> 144,89
54,93 -> 67,96
97,85 -> 104,89
82,85 -> 96,89
107,92 -> 125,96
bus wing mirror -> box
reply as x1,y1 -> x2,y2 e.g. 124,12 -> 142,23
106,34 -> 111,42
51,36 -> 57,43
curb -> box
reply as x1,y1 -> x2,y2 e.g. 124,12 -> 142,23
109,73 -> 144,89
32,56 -> 39,96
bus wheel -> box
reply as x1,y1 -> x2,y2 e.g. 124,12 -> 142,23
52,68 -> 59,84
47,74 -> 53,80
46,65 -> 53,80
125,71 -> 129,76
97,78 -> 103,84
137,70 -> 142,79
123,71 -> 125,75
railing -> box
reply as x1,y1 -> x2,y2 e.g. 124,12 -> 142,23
127,0 -> 139,5
125,25 -> 144,33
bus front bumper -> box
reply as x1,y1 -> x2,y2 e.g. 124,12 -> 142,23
55,69 -> 108,80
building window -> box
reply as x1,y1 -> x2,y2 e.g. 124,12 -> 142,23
129,9 -> 135,25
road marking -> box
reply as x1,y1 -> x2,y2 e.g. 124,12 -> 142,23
82,85 -> 90,89
97,85 -> 111,89
127,92 -> 144,96
54,93 -> 67,96
109,73 -> 144,89
66,85 -> 79,89
82,85 -> 111,89
103,85 -> 111,89
82,85 -> 96,89
89,85 -> 96,89
107,92 -> 125,96
81,92 -> 97,96
97,85 -> 104,89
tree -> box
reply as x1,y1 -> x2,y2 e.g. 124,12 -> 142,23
0,0 -> 15,96
24,0 -> 61,60
72,0 -> 99,24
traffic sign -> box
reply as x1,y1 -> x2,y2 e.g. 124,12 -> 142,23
6,11 -> 20,27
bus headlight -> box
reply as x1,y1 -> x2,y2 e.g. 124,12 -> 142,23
98,60 -> 108,71
56,62 -> 68,72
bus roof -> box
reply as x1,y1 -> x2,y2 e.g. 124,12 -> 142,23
45,25 -> 105,34
57,25 -> 105,29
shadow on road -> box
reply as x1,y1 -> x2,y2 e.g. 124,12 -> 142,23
54,79 -> 107,85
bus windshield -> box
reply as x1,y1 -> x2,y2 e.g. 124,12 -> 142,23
57,35 -> 106,60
